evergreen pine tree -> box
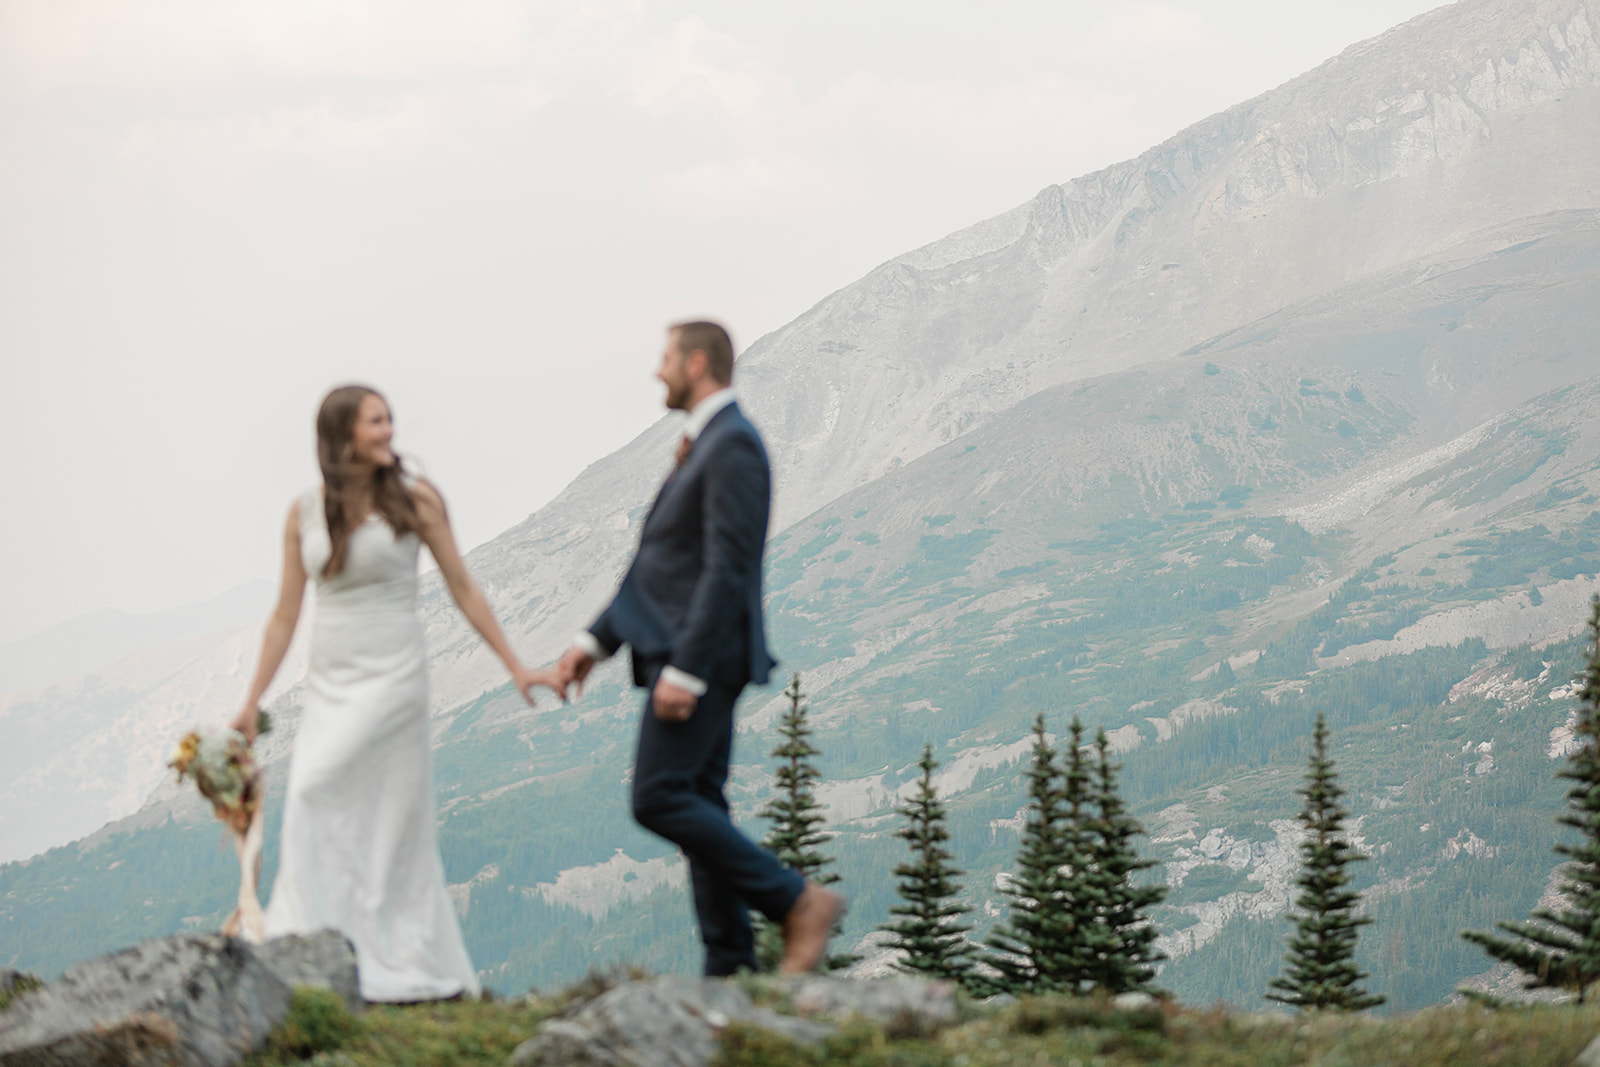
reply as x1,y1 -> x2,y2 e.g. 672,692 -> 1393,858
1083,725 -> 1167,993
753,673 -> 857,971
1055,717 -> 1098,994
879,743 -> 978,987
1463,597 -> 1600,1000
983,715 -> 1093,994
1265,712 -> 1384,1011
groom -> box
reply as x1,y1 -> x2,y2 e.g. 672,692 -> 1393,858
554,320 -> 845,976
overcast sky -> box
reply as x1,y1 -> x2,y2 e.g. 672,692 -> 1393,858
0,0 -> 1448,644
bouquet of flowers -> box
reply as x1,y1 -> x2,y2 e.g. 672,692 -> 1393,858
168,712 -> 272,942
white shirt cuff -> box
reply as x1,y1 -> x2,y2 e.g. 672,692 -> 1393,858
660,665 -> 708,696
573,632 -> 610,661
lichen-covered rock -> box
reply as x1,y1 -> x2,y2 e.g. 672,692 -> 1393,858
253,931 -> 362,1013
0,972 -> 43,1014
0,934 -> 290,1067
508,977 -> 832,1067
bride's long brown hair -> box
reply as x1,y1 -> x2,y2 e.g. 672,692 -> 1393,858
316,385 -> 420,578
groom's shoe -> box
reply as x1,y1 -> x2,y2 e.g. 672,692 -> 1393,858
778,881 -> 848,974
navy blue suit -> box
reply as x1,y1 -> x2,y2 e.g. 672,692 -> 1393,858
587,400 -> 802,974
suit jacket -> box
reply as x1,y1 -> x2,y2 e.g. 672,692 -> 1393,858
589,401 -> 778,690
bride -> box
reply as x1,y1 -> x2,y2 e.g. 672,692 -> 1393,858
231,384 -> 556,1001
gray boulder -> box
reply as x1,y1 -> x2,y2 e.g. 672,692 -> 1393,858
508,977 -> 832,1067
1110,991 -> 1157,1012
784,975 -> 959,1034
508,975 -> 966,1067
0,934 -> 291,1067
254,931 -> 362,1013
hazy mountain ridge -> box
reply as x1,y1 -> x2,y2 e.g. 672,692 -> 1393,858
80,0 -> 1600,748
697,0 -> 1600,550
415,0 -> 1600,720
0,582 -> 274,697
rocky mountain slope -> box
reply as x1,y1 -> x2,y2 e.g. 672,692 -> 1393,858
4,0 -> 1600,1009
405,0 -> 1600,721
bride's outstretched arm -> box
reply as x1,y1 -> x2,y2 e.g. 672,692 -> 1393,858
231,501 -> 308,743
412,479 -> 560,706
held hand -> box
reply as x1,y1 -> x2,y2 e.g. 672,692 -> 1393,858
511,664 -> 564,707
555,646 -> 596,700
652,677 -> 697,722
230,705 -> 261,745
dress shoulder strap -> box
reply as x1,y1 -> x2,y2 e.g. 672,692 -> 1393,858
298,487 -> 324,528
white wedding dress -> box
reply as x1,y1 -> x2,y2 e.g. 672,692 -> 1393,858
263,489 -> 480,1001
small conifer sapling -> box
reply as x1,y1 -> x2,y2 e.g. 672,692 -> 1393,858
880,743 -> 977,987
754,673 -> 856,970
1265,712 -> 1384,1011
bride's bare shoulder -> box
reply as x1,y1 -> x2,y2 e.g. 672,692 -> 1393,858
408,476 -> 447,520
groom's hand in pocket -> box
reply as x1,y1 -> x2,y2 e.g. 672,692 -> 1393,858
652,677 -> 697,721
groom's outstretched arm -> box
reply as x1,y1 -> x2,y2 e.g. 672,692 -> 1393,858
556,596 -> 628,697
673,427 -> 769,683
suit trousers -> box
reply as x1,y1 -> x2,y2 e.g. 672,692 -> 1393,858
629,680 -> 806,976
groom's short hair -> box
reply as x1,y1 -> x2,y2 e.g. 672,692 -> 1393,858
672,320 -> 734,384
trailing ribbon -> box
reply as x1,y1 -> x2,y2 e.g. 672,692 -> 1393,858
168,712 -> 272,944
220,800 -> 266,943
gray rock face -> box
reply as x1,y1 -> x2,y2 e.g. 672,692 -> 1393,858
509,977 -> 833,1067
0,934 -> 290,1067
253,930 -> 362,1013
509,976 -> 962,1067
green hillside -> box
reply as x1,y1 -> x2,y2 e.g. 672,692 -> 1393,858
0,620 -> 1581,1008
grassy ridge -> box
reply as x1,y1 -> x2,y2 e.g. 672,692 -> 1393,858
242,985 -> 1600,1067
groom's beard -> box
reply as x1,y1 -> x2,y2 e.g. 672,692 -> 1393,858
664,380 -> 692,411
